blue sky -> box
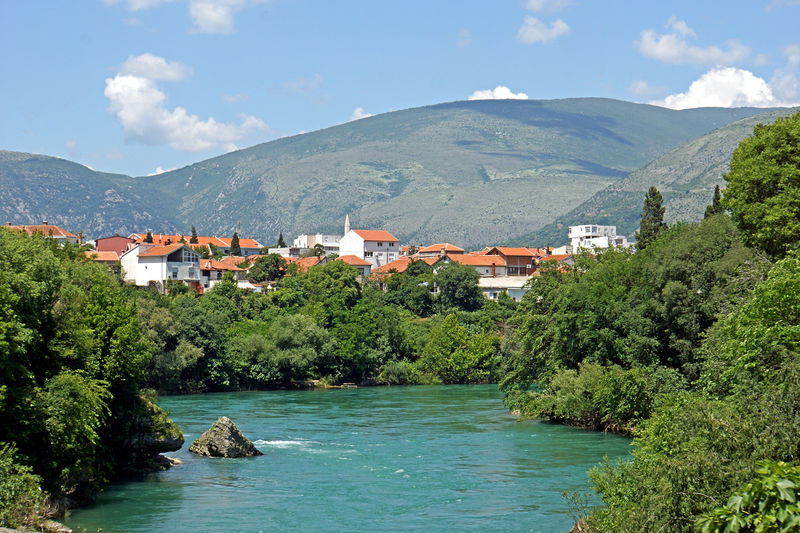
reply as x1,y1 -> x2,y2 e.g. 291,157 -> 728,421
2,1 -> 799,177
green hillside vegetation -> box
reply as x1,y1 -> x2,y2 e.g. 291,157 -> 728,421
1,99 -> 775,248
513,108 -> 798,246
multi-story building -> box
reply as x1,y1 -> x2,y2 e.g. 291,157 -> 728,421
338,229 -> 399,268
568,225 -> 631,251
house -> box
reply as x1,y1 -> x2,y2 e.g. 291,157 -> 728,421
338,229 -> 400,268
437,254 -> 507,277
485,247 -> 543,276
5,221 -> 78,245
568,224 -> 632,251
540,253 -> 574,268
293,233 -> 341,255
84,250 -> 122,274
416,243 -> 464,257
336,254 -> 372,276
477,276 -> 533,302
120,243 -> 202,293
94,234 -> 136,256
199,259 -> 245,291
129,233 -> 263,256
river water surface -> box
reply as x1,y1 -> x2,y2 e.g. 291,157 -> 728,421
65,385 -> 630,532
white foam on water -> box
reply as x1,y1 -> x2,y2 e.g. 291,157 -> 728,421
254,439 -> 311,448
394,469 -> 404,474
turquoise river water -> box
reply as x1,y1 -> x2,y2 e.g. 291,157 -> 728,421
64,385 -> 630,532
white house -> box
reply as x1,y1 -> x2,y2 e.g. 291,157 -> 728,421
477,276 -> 533,302
568,224 -> 631,251
293,233 -> 341,254
338,229 -> 400,268
120,243 -> 202,293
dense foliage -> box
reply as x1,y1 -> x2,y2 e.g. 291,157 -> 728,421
723,110 -> 800,258
0,229 -> 182,528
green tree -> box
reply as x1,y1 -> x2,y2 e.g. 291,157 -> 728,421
723,111 -> 800,257
704,185 -> 724,218
190,225 -> 199,244
248,254 -> 287,283
419,314 -> 498,383
230,232 -> 241,256
144,231 -> 153,243
435,261 -> 483,312
636,186 -> 667,250
277,232 -> 286,248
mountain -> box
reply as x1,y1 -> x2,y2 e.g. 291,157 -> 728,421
0,98 -> 779,248
508,107 -> 799,247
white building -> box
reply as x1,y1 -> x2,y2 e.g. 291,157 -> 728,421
478,276 -> 533,302
568,224 -> 631,251
121,243 -> 202,293
293,233 -> 341,254
338,229 -> 399,268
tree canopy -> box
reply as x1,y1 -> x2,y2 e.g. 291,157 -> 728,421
723,111 -> 800,257
636,186 -> 666,250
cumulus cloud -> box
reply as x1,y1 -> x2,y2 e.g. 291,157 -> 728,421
525,0 -> 571,11
637,17 -> 750,65
120,53 -> 193,81
769,43 -> 800,103
350,107 -> 373,121
650,67 -> 800,109
456,29 -> 472,49
628,80 -> 665,97
104,54 -> 267,151
468,86 -> 529,100
517,16 -> 569,44
148,165 -> 178,175
104,0 -> 262,34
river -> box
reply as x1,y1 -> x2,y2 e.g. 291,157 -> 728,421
64,385 -> 630,532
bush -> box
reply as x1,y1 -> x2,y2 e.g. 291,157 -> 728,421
0,443 -> 45,529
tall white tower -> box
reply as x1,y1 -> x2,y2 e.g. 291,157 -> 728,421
344,214 -> 351,236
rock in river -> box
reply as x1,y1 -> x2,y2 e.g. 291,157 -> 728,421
189,416 -> 263,458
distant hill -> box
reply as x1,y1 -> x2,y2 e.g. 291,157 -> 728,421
509,107 -> 799,247
0,98 -> 780,248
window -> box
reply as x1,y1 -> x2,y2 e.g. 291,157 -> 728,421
389,242 -> 395,247
365,251 -> 373,257
377,242 -> 383,247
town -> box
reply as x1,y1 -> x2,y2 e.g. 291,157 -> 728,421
4,217 -> 633,300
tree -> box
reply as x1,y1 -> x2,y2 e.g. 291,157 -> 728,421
190,225 -> 199,244
277,232 -> 286,248
636,186 -> 667,250
722,111 -> 800,257
704,185 -> 724,218
144,231 -> 153,243
301,243 -> 325,258
435,261 -> 483,312
230,232 -> 241,256
248,254 -> 287,283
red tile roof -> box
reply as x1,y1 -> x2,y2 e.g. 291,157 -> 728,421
351,229 -> 399,242
418,243 -> 464,253
84,250 -> 120,262
488,247 -> 538,257
337,254 -> 372,267
130,233 -> 262,249
284,256 -> 322,272
542,253 -> 572,262
138,244 -> 186,257
445,254 -> 506,267
6,223 -> 76,239
372,256 -> 413,274
201,259 -> 245,271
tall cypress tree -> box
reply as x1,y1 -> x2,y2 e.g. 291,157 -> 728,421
230,232 -> 241,256
144,231 -> 153,243
636,186 -> 666,250
190,225 -> 199,244
704,185 -> 724,218
277,232 -> 286,248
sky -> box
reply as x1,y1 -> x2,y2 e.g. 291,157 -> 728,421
1,0 -> 799,177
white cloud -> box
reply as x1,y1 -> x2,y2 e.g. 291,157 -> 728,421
148,165 -> 178,175
120,53 -> 193,81
517,16 -> 569,44
104,55 -> 268,151
628,80 -> 665,97
636,17 -> 750,65
650,67 -> 800,109
456,29 -> 472,49
468,86 -> 529,100
769,43 -> 800,103
102,0 -> 175,11
350,107 -> 373,121
754,53 -> 770,66
189,0 -> 246,34
525,0 -> 571,12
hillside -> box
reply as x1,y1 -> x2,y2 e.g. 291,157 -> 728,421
510,107 -> 800,247
0,98 -> 778,248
